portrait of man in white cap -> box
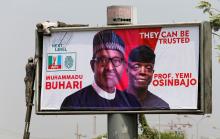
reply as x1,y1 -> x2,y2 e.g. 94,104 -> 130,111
61,30 -> 140,110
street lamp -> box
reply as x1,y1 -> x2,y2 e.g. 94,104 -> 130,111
183,115 -> 210,139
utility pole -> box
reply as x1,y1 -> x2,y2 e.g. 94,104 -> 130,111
158,114 -> 161,139
93,116 -> 96,137
75,123 -> 86,139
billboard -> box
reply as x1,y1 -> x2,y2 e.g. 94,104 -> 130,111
35,22 -> 212,114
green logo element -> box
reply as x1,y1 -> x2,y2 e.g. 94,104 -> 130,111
64,56 -> 74,69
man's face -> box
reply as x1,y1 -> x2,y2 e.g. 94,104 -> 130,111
127,61 -> 154,89
91,50 -> 125,93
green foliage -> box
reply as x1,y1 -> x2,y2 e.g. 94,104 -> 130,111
197,1 -> 220,62
93,133 -> 107,139
139,114 -> 155,136
138,114 -> 185,139
138,131 -> 185,139
215,44 -> 220,50
138,130 -> 185,139
196,1 -> 212,15
197,1 -> 220,31
159,131 -> 185,139
210,14 -> 220,31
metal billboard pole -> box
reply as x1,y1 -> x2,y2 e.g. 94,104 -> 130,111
107,6 -> 138,139
108,114 -> 138,139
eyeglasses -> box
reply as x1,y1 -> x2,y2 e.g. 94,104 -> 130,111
128,63 -> 154,73
93,57 -> 124,67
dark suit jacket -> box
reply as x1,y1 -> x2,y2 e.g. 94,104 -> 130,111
61,85 -> 140,110
140,91 -> 170,109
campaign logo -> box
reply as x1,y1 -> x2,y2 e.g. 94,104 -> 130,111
63,53 -> 76,71
48,55 -> 62,70
65,56 -> 74,69
47,53 -> 76,71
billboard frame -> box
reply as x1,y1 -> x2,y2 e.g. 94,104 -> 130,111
34,22 -> 212,115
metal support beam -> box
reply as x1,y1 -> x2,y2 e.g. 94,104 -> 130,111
108,114 -> 138,139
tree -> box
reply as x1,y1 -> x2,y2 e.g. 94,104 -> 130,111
197,1 -> 220,31
138,114 -> 157,139
197,1 -> 220,52
138,114 -> 185,139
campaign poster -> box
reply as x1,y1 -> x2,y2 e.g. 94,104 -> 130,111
40,25 -> 199,112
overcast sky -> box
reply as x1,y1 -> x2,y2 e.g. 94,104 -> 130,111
0,0 -> 220,139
